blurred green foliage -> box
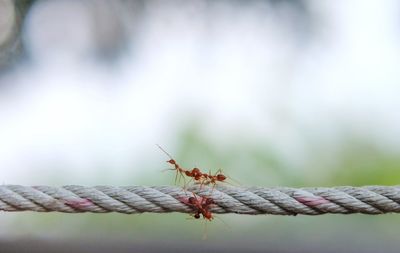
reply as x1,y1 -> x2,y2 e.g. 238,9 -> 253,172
169,123 -> 400,188
4,121 -> 400,242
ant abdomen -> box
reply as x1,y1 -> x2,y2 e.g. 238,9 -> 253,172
216,174 -> 226,181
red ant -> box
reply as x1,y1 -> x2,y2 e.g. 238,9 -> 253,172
184,167 -> 202,181
185,168 -> 231,190
199,169 -> 227,188
187,194 -> 215,221
157,145 -> 234,190
157,145 -> 187,185
184,193 -> 216,239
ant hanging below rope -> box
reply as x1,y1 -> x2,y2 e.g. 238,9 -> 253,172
158,145 -> 232,239
183,193 -> 216,240
187,194 -> 215,221
183,193 -> 230,239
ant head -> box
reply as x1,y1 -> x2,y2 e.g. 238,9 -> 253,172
216,174 -> 226,181
194,213 -> 201,219
192,168 -> 200,173
167,159 -> 176,165
188,197 -> 197,205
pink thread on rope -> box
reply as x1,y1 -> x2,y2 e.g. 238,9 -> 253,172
65,198 -> 93,209
179,196 -> 191,205
293,190 -> 330,207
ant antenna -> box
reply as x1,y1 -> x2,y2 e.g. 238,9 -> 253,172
156,144 -> 173,160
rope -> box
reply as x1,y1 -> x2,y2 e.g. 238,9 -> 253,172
0,185 -> 400,215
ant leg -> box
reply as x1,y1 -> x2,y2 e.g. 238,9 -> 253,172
161,168 -> 175,172
214,168 -> 223,175
181,172 -> 188,190
183,177 -> 193,192
175,169 -> 185,185
210,182 -> 217,194
199,178 -> 207,190
174,170 -> 179,185
202,219 -> 208,240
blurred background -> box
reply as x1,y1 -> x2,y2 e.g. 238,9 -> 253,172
0,0 -> 400,252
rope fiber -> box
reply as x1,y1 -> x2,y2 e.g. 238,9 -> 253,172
1,185 -> 400,215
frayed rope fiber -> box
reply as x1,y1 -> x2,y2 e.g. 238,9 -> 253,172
1,185 -> 400,215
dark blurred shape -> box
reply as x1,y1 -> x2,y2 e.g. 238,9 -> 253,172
0,0 -> 33,71
2,0 -> 315,70
88,0 -> 140,61
220,0 -> 314,44
22,0 -> 132,64
268,0 -> 314,43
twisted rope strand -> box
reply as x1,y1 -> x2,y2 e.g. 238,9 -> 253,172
0,185 -> 399,215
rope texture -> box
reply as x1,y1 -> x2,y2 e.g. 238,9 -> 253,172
1,185 -> 400,215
